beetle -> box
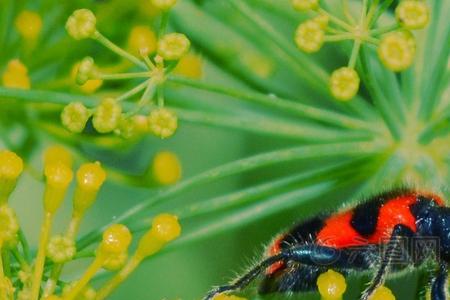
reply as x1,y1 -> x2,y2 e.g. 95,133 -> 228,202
203,188 -> 450,300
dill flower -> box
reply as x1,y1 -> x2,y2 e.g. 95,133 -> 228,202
174,53 -> 203,79
15,10 -> 43,40
72,162 -> 106,217
395,0 -> 430,30
371,286 -> 396,300
147,108 -> 178,138
378,31 -> 416,72
98,224 -> 132,256
47,235 -> 76,263
43,162 -> 73,214
66,9 -> 97,40
128,26 -> 157,56
76,57 -> 98,85
295,20 -> 325,53
92,98 -> 122,133
291,0 -> 319,11
43,145 -> 73,168
157,33 -> 191,61
0,150 -> 24,204
329,67 -> 360,101
317,269 -> 346,299
61,102 -> 91,133
0,205 -> 19,243
71,62 -> 103,94
152,151 -> 182,185
2,59 -> 31,89
151,0 -> 178,11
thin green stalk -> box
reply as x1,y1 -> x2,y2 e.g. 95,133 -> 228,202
99,72 -> 152,80
324,34 -> 354,42
77,141 -> 384,250
318,8 -> 354,32
167,76 -> 375,131
348,40 -> 361,69
370,23 -> 399,36
175,108 -> 373,142
359,47 -> 402,140
158,12 -> 170,38
116,80 -> 150,102
93,31 -> 146,69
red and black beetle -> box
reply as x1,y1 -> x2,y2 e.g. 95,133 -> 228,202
204,188 -> 449,300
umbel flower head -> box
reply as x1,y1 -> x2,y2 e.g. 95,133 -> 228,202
329,67 -> 360,101
0,148 -> 181,300
395,0 -> 430,30
93,98 -> 123,133
2,59 -> 31,89
295,19 -> 325,53
61,102 -> 91,133
378,30 -> 416,72
66,9 -> 97,40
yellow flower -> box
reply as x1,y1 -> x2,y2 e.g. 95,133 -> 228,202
152,151 -> 182,185
43,145 -> 73,168
317,269 -> 346,300
136,213 -> 181,258
71,62 -> 103,94
76,57 -> 98,85
93,98 -> 122,133
61,102 -> 91,133
73,162 -> 106,216
0,277 -> 14,300
370,286 -> 396,300
147,108 -> 178,138
157,33 -> 191,60
0,205 -> 19,243
396,0 -> 429,30
66,9 -> 97,40
292,0 -> 319,11
174,53 -> 203,79
47,235 -> 76,263
98,224 -> 132,256
2,59 -> 31,89
151,0 -> 177,11
128,26 -> 157,56
43,162 -> 73,214
295,20 -> 325,53
15,10 -> 43,40
378,31 -> 416,72
0,150 -> 24,180
329,67 -> 360,101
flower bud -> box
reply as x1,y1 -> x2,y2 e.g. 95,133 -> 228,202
295,20 -> 324,53
0,205 -> 19,243
66,9 -> 97,40
98,224 -> 132,257
93,98 -> 122,133
157,33 -> 190,61
317,269 -> 346,299
291,0 -> 319,11
76,57 -> 98,85
2,59 -> 31,89
47,235 -> 76,263
15,10 -> 43,40
128,26 -> 157,56
44,162 -> 73,214
174,53 -> 203,79
147,108 -> 178,139
43,145 -> 73,169
378,31 -> 416,72
103,251 -> 128,271
61,102 -> 91,133
396,0 -> 429,30
329,67 -> 360,101
152,151 -> 182,185
73,162 -> 106,216
0,150 -> 23,204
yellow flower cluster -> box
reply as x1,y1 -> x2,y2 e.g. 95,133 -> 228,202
291,0 -> 430,101
62,6 -> 196,139
0,146 -> 181,300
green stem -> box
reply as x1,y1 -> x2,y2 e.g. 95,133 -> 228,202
318,8 -> 354,32
77,141 -> 384,250
93,31 -> 146,69
324,34 -> 354,42
99,72 -> 151,80
167,76 -> 375,131
158,12 -> 170,38
116,80 -> 150,102
370,23 -> 399,36
348,40 -> 362,69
